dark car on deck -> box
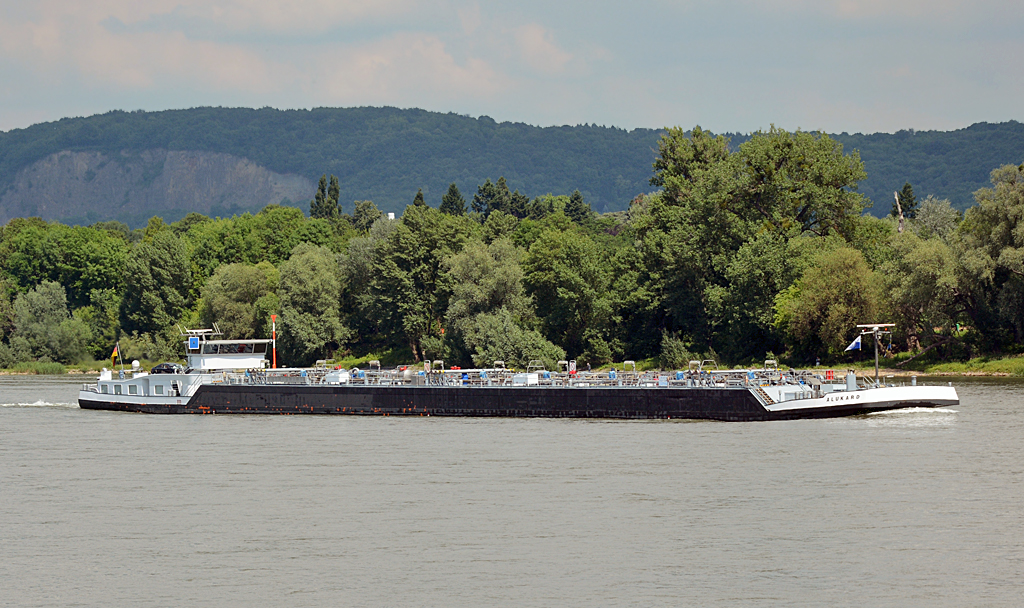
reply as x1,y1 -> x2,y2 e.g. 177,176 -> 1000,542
150,363 -> 185,374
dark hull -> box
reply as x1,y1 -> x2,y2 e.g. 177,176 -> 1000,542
77,384 -> 951,422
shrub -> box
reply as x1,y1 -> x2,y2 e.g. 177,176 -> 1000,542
11,361 -> 67,374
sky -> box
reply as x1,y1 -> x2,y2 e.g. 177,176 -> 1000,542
0,0 -> 1021,134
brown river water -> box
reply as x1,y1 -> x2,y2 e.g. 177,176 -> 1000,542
1,375 -> 1022,607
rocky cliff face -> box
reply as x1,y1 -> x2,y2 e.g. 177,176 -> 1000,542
0,150 -> 314,226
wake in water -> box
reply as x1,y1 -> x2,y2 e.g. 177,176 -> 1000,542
866,407 -> 959,415
826,407 -> 959,427
0,400 -> 79,409
863,407 -> 958,428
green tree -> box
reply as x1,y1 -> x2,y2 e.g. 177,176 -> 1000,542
328,175 -> 341,213
368,205 -> 476,360
638,125 -> 868,357
277,243 -> 349,365
10,281 -> 92,363
120,230 -> 192,335
509,189 -> 530,219
472,177 -> 512,217
338,218 -> 400,352
606,236 -> 667,360
0,220 -> 129,308
443,239 -> 532,323
117,331 -> 181,364
526,194 -> 561,220
413,188 -> 426,207
482,210 -> 519,243
440,183 -> 467,216
523,229 -> 613,362
734,127 -> 867,238
880,231 -> 962,353
310,174 -> 340,219
170,213 -> 211,236
456,309 -> 566,370
774,247 -> 884,360
200,262 -> 279,339
72,288 -> 121,360
564,189 -> 591,224
712,231 -> 805,360
956,164 -> 1024,342
913,196 -> 960,241
0,278 -> 14,340
352,200 -> 384,233
143,217 -> 169,242
427,238 -> 562,367
659,331 -> 699,369
91,220 -> 134,241
892,182 -> 919,219
246,205 -> 311,264
641,128 -> 746,348
960,164 -> 1024,279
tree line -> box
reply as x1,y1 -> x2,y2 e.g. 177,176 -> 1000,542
1,125 -> 1022,370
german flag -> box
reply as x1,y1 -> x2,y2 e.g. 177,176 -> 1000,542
111,344 -> 119,367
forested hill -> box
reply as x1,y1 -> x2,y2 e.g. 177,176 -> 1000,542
0,107 -> 1021,225
0,107 -> 661,225
833,122 -> 1024,214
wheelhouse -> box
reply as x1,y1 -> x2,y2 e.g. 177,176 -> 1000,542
186,339 -> 271,371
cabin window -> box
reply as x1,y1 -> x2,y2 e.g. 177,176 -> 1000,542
101,384 -> 108,394
129,385 -> 138,395
202,344 -> 218,354
155,385 -> 164,395
254,343 -> 267,353
114,385 -> 122,395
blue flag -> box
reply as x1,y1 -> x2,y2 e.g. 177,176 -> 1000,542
845,335 -> 862,351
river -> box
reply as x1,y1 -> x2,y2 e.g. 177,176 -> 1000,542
1,375 -> 1022,607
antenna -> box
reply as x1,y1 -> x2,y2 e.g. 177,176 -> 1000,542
855,324 -> 895,386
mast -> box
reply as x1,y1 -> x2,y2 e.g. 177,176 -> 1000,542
855,324 -> 894,386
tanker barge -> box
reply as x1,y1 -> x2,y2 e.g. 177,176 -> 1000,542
77,329 -> 959,422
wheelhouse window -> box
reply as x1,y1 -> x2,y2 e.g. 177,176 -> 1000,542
197,341 -> 267,354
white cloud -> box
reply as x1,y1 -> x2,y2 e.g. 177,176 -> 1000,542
0,0 -> 496,104
513,23 -> 573,75
0,3 -> 280,92
314,33 -> 505,102
742,0 -> 1014,21
32,0 -> 418,33
0,0 -> 1020,133
458,2 -> 482,36
156,0 -> 417,34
